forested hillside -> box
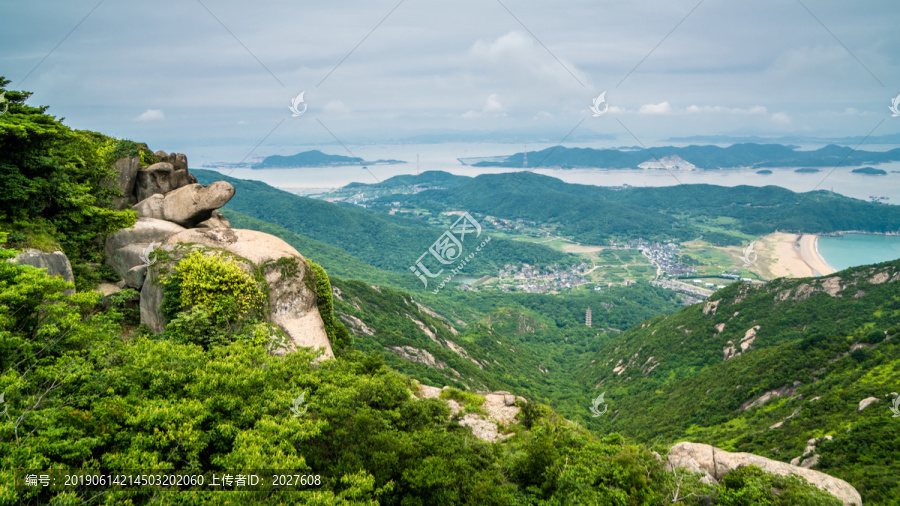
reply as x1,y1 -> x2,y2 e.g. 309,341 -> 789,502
0,80 -> 868,505
362,171 -> 900,244
581,260 -> 900,503
193,169 -> 577,280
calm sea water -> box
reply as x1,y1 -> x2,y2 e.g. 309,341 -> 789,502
817,234 -> 900,271
199,142 -> 900,204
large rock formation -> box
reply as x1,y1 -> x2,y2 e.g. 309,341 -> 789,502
104,150 -> 334,360
132,182 -> 235,228
666,442 -> 861,505
134,161 -> 197,202
105,218 -> 187,284
138,228 -> 333,360
11,249 -> 75,295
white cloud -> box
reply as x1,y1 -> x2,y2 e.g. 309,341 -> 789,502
483,93 -> 504,113
686,105 -> 768,115
323,100 -> 350,116
638,101 -> 672,115
771,112 -> 792,125
136,109 -> 164,121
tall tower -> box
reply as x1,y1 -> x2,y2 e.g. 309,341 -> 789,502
585,308 -> 592,327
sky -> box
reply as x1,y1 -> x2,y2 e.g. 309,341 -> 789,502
2,0 -> 899,163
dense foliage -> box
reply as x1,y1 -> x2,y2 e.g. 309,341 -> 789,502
2,242 -> 840,505
582,260 -> 900,504
192,170 -> 578,280
0,78 -> 140,261
363,171 -> 900,244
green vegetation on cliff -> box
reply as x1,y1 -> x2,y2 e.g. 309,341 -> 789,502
581,260 -> 900,504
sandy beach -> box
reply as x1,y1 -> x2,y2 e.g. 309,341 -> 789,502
764,233 -> 836,278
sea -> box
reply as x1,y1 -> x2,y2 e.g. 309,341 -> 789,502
198,141 -> 900,204
817,234 -> 900,271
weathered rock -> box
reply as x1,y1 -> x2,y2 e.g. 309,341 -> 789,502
666,442 -> 861,505
152,228 -> 333,359
105,218 -> 186,279
196,210 -> 231,229
174,153 -> 188,171
109,156 -> 141,208
140,266 -> 166,333
125,264 -> 148,289
857,397 -> 878,411
132,182 -> 234,228
11,249 -> 75,294
95,283 -> 121,296
134,162 -> 197,202
390,346 -> 444,368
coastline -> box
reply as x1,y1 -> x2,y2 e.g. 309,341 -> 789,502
763,233 -> 836,278
799,234 -> 837,276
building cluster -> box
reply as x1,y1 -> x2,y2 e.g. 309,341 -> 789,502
497,262 -> 592,293
633,239 -> 696,276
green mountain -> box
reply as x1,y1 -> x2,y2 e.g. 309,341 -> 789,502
252,149 -> 404,168
580,260 -> 900,504
0,78 -> 873,505
365,171 -> 900,245
474,143 -> 900,170
193,169 -> 578,283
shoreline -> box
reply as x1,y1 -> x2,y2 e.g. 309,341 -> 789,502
813,236 -> 838,274
799,235 -> 836,276
764,233 -> 837,278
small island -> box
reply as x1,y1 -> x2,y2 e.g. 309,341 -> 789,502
756,169 -> 773,175
794,168 -> 820,174
253,150 -> 405,169
852,166 -> 887,176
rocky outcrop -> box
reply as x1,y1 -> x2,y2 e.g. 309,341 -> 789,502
857,397 -> 878,411
105,218 -> 186,283
140,228 -> 333,359
132,182 -> 235,228
134,161 -> 197,202
390,346 -> 445,368
109,156 -> 141,209
11,249 -> 75,295
196,210 -> 231,229
105,150 -> 332,360
415,384 -> 525,443
666,442 -> 861,505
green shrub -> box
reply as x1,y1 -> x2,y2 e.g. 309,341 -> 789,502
162,249 -> 266,326
716,465 -> 841,505
308,260 -> 353,354
439,387 -> 485,414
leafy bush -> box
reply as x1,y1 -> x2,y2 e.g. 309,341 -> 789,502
162,249 -> 266,326
439,387 -> 485,414
716,465 -> 841,505
308,260 -> 352,354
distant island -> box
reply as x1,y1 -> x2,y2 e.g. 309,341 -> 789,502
464,143 -> 900,170
794,168 -> 820,173
852,166 -> 887,175
253,150 -> 405,169
756,169 -> 773,175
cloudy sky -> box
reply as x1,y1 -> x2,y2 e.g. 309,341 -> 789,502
2,0 -> 898,162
